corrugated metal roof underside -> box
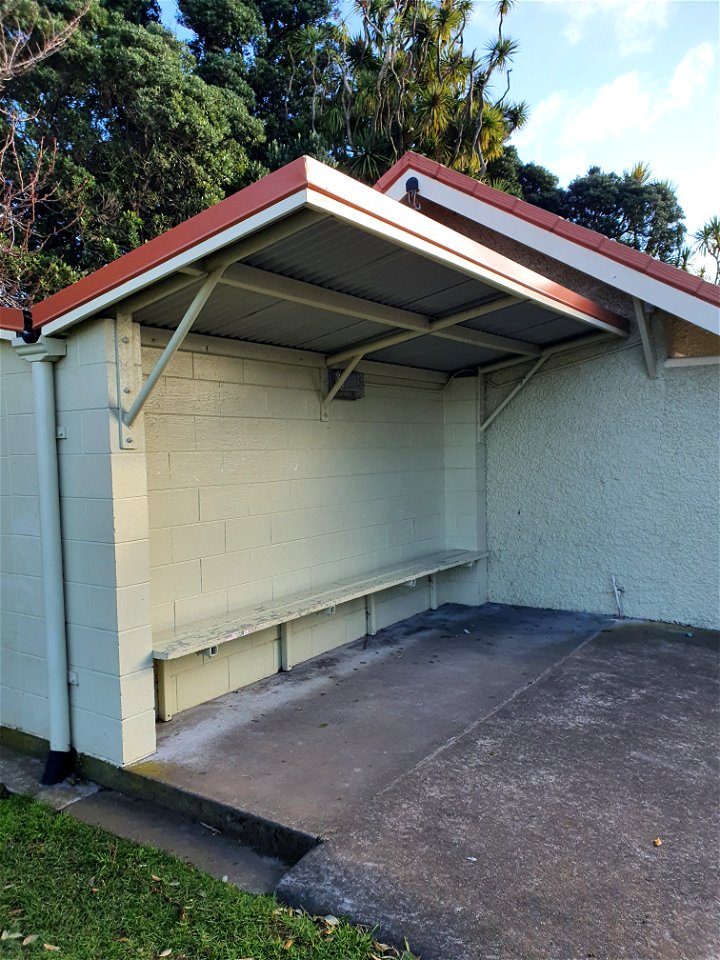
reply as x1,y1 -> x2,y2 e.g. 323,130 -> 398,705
132,212 -> 599,373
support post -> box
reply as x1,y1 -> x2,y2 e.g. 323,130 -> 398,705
14,336 -> 73,784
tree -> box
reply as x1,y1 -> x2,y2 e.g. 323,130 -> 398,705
561,165 -> 686,263
296,0 -> 528,182
1,0 -> 89,307
692,216 -> 720,284
178,0 -> 336,167
5,0 -> 264,302
485,144 -> 564,212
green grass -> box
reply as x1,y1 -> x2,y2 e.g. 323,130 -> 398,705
0,795 -> 414,960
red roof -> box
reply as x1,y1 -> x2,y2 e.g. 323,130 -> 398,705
375,152 -> 720,309
0,155 -> 628,337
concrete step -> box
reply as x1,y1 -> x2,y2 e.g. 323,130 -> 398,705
67,790 -> 288,894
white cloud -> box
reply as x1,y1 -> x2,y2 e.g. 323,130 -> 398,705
531,0 -> 670,56
510,41 -> 719,230
515,41 -> 717,151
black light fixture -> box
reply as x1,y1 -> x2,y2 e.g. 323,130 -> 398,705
405,176 -> 421,210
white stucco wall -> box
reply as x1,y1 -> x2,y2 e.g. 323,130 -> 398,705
485,328 -> 720,629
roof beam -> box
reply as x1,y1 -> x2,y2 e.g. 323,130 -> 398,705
218,262 -> 431,333
326,295 -> 540,365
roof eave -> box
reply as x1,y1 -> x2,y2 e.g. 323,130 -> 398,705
377,154 -> 720,334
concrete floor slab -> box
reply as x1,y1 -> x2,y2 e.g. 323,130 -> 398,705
278,621 -> 720,960
136,604 -> 608,837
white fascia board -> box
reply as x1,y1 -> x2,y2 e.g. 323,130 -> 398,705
40,190 -> 311,337
385,169 -> 719,335
304,188 -> 625,337
0,328 -> 16,341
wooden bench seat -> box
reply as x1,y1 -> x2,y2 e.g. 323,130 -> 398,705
152,549 -> 483,668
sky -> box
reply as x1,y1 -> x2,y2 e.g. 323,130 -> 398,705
160,0 -> 719,236
468,0 -> 719,235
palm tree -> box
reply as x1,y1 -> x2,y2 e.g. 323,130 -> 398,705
693,216 -> 720,284
302,0 -> 527,182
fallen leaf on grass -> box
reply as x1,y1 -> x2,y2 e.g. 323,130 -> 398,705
282,939 -> 293,949
158,950 -> 172,957
1,931 -> 23,941
151,875 -> 162,882
23,935 -> 39,946
43,944 -> 61,951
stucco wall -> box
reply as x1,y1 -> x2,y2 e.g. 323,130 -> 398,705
485,326 -> 720,629
1,320 -> 156,765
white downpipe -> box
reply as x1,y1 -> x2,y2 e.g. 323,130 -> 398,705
15,337 -> 71,757
32,358 -> 70,752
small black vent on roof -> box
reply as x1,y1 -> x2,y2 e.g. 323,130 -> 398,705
328,368 -> 365,400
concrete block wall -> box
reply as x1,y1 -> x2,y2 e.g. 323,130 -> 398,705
441,376 -> 488,606
0,319 -> 156,765
1,341 -> 47,741
143,333 -> 458,706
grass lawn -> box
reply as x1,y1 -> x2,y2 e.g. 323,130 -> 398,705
0,795 -> 414,959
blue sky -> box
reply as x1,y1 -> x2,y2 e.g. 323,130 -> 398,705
472,0 -> 719,235
161,0 -> 719,236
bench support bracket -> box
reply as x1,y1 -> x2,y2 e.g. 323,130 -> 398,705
429,574 -> 438,610
280,621 -> 294,671
365,594 -> 377,637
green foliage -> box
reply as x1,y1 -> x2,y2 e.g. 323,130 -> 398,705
488,148 -> 687,264
693,215 -> 720,284
0,794 -> 416,958
4,0 -> 263,300
287,0 -> 529,182
563,165 -> 686,262
486,144 -> 564,211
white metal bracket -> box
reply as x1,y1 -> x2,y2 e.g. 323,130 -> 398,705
114,315 -> 138,449
479,354 -> 549,433
633,298 -> 657,380
320,368 -> 330,421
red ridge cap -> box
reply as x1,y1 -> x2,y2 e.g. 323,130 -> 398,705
30,157 -> 311,329
376,152 -> 720,309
